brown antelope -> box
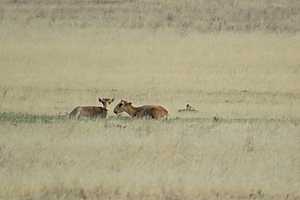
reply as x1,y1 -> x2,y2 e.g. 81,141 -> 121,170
113,100 -> 168,120
69,98 -> 114,119
178,104 -> 198,112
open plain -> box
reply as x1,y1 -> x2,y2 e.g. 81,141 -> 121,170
0,0 -> 300,199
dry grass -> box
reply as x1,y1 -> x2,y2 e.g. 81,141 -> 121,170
0,0 -> 300,32
0,26 -> 299,118
0,0 -> 300,199
0,119 -> 300,200
0,26 -> 299,199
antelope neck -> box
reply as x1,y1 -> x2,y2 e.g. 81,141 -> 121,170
125,105 -> 138,117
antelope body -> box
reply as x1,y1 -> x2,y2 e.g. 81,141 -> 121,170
113,100 -> 168,120
69,98 -> 114,119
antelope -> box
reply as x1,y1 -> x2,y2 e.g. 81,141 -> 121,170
113,100 -> 168,120
178,104 -> 198,112
69,98 -> 114,119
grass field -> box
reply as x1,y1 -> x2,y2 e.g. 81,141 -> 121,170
0,0 -> 300,199
0,115 -> 299,200
1,0 -> 300,32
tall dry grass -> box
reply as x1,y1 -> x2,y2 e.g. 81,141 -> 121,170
0,119 -> 299,200
0,0 -> 299,32
0,26 -> 299,199
0,1 -> 300,199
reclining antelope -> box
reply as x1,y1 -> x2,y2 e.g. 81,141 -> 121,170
113,100 -> 168,120
69,97 -> 114,119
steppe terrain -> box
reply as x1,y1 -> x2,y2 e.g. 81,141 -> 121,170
0,0 -> 299,199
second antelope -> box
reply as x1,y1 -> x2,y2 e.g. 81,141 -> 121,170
69,97 -> 114,119
113,100 -> 168,120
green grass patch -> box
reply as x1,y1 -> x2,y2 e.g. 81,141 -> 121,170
1,112 -> 299,125
0,112 -> 67,124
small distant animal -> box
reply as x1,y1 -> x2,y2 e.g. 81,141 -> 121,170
69,97 -> 114,119
178,104 -> 198,112
113,100 -> 168,120
213,116 -> 220,122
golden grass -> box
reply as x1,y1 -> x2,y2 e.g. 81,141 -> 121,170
0,25 -> 299,199
0,120 -> 299,200
0,1 -> 300,198
0,25 -> 299,118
